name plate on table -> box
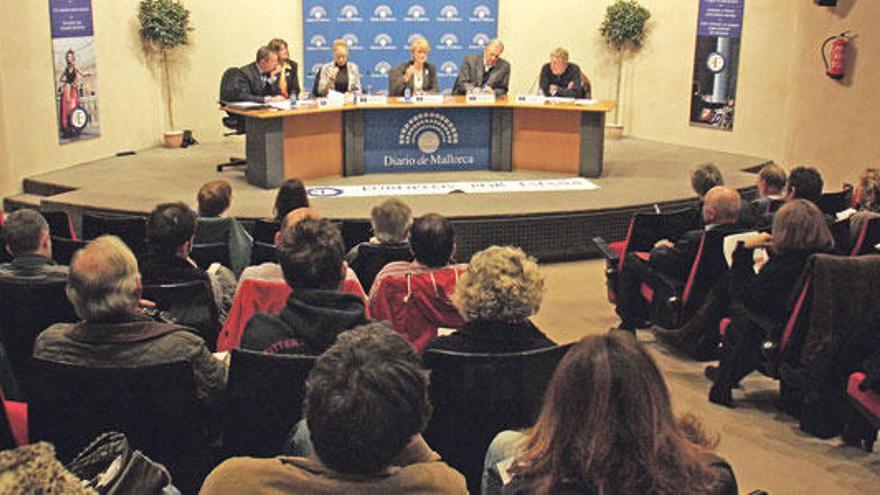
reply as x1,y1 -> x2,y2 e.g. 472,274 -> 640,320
398,94 -> 445,104
515,94 -> 546,105
545,96 -> 576,104
317,97 -> 345,108
466,93 -> 496,104
356,95 -> 389,105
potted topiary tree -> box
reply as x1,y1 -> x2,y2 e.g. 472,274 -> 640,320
138,0 -> 192,147
600,0 -> 651,130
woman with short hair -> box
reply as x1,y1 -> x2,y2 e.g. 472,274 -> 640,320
315,39 -> 361,96
267,38 -> 300,99
483,332 -> 737,494
388,37 -> 438,96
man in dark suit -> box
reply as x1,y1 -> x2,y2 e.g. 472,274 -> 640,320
226,46 -> 284,103
388,37 -> 438,96
452,39 -> 510,97
615,186 -> 744,331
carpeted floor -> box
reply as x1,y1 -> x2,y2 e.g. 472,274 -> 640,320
534,259 -> 880,494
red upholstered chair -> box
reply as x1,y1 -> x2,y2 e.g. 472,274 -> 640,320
370,266 -> 467,353
0,386 -> 27,448
42,210 -> 77,240
846,372 -> 880,451
217,274 -> 368,352
850,217 -> 880,256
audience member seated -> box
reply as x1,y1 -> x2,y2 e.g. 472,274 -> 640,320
538,47 -> 586,98
483,332 -> 737,495
370,213 -> 467,352
240,218 -> 370,355
195,180 -> 253,277
0,209 -> 67,283
691,163 -> 759,228
275,178 -> 310,223
701,200 -> 835,407
33,235 -> 227,404
140,202 -> 235,318
615,186 -> 744,331
425,246 -> 555,354
850,167 -> 880,240
201,324 -> 467,494
345,198 -> 414,292
784,166 -> 824,206
655,199 -> 834,360
228,45 -> 284,103
753,163 -> 787,215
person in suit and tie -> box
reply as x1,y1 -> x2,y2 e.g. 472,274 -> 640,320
539,47 -> 587,98
268,38 -> 300,100
452,39 -> 510,97
388,37 -> 438,96
229,46 -> 285,103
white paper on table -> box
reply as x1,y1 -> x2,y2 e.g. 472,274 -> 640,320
224,101 -> 268,109
545,96 -> 576,104
268,100 -> 293,110
575,98 -> 599,105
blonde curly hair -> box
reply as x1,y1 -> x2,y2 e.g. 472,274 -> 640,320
453,246 -> 544,322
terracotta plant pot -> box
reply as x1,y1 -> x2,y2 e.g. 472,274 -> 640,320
163,131 -> 184,148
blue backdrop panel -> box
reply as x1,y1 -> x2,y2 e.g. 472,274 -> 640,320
303,1 -> 499,95
363,108 -> 491,173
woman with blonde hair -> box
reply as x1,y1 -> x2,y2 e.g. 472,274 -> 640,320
484,332 -> 737,494
850,167 -> 880,241
424,246 -> 554,353
388,37 -> 438,96
315,39 -> 361,96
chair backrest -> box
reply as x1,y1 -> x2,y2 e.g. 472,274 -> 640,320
221,349 -> 316,459
829,217 -> 852,256
422,344 -> 572,493
683,228 -> 740,310
625,207 -> 701,255
817,190 -> 851,216
219,66 -> 245,103
251,241 -> 278,266
51,236 -> 87,265
218,278 -> 290,352
253,219 -> 279,244
0,277 -> 78,389
348,243 -> 413,293
142,280 -> 220,351
851,217 -> 880,256
190,242 -> 232,271
311,70 -> 321,97
81,212 -> 146,254
42,210 -> 76,239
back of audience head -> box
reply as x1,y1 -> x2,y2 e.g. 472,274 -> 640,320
857,167 -> 880,212
702,186 -> 740,225
453,246 -> 543,323
785,166 -> 823,204
197,180 -> 232,217
278,217 -> 345,290
275,207 -> 321,246
67,235 -> 141,321
371,198 -> 412,244
410,213 -> 455,267
511,332 -> 719,493
305,323 -> 431,475
146,202 -> 197,256
274,179 -> 309,223
3,209 -> 50,258
691,163 -> 724,198
772,199 -> 834,254
758,163 -> 786,197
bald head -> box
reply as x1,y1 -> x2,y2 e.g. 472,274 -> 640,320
67,235 -> 141,320
702,186 -> 741,225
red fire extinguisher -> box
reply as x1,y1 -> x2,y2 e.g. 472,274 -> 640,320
822,31 -> 851,80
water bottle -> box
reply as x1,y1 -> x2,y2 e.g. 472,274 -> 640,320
404,85 -> 412,99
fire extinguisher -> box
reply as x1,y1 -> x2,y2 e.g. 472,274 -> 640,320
821,31 -> 851,80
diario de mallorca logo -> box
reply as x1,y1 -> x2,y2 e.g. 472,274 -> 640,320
371,33 -> 397,50
469,33 -> 490,49
307,34 -> 329,51
386,112 -> 475,168
404,4 -> 429,21
338,4 -> 362,22
440,61 -> 459,77
437,33 -> 461,50
470,4 -> 495,21
341,33 -> 363,50
306,5 -> 329,22
407,33 -> 427,47
371,4 -> 396,21
438,5 -> 462,21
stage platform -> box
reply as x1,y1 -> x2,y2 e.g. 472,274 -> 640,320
4,137 -> 769,260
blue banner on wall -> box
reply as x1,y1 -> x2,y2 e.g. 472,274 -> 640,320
363,108 -> 491,173
689,0 -> 744,131
303,1 -> 498,95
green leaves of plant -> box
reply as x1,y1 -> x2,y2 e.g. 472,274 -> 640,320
600,0 -> 651,51
138,0 -> 192,50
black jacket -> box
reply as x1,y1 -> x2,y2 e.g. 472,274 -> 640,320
731,245 -> 815,326
424,319 -> 555,354
224,62 -> 280,103
649,223 -> 744,283
388,61 -> 438,96
539,62 -> 585,98
240,288 -> 370,355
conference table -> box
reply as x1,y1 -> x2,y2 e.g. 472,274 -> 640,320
225,95 -> 615,189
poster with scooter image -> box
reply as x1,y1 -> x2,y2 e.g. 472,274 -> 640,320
50,0 -> 101,143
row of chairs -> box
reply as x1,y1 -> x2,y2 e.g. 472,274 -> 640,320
13,344 -> 570,493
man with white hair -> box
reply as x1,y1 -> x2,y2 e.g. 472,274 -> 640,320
33,235 -> 227,403
452,38 -> 510,96
539,47 -> 587,98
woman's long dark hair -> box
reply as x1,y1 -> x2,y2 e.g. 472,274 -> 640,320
510,333 -> 719,494
274,178 -> 309,223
